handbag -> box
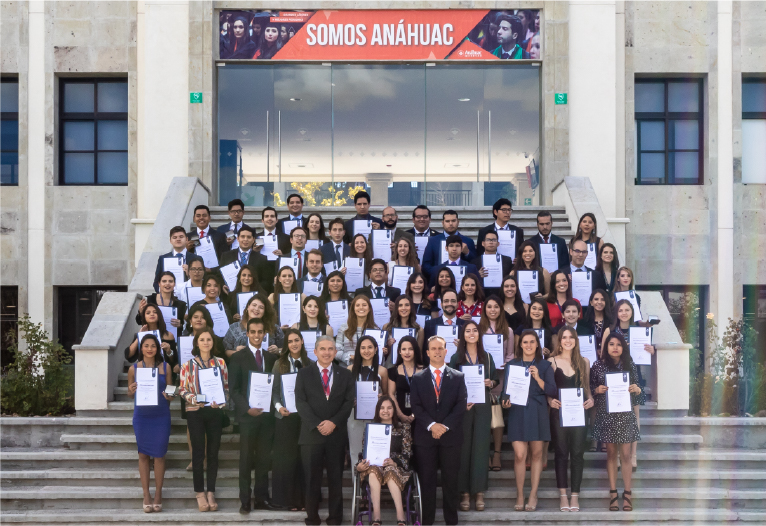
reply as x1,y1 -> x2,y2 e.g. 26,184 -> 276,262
487,354 -> 505,429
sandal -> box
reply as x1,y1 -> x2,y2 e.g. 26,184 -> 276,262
524,495 -> 537,512
609,489 -> 619,511
623,490 -> 633,511
371,521 -> 382,526
460,492 -> 470,511
569,493 -> 580,512
196,492 -> 210,512
206,491 -> 218,512
514,496 -> 525,511
475,493 -> 485,511
559,494 -> 570,512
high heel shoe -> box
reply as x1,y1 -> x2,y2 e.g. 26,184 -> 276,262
559,494 -> 570,512
459,492 -> 470,511
142,500 -> 153,513
490,450 -> 502,471
207,492 -> 218,512
622,490 -> 633,511
569,493 -> 580,512
609,489 -> 619,511
196,492 -> 210,512
152,502 -> 162,513
475,493 -> 485,511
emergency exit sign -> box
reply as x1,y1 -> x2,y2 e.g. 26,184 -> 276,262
190,92 -> 203,103
555,93 -> 567,104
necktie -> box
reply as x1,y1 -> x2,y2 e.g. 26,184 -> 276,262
293,360 -> 302,371
322,368 -> 330,397
255,349 -> 263,370
335,245 -> 342,265
296,252 -> 303,278
312,277 -> 319,282
433,369 -> 442,400
543,236 -> 549,243
445,319 -> 453,326
199,230 -> 205,239
240,251 -> 248,266
375,286 -> 383,298
576,268 -> 583,272
451,262 -> 457,266
418,232 -> 427,237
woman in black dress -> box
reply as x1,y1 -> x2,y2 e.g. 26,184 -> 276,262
501,329 -> 557,512
189,274 -> 233,331
501,275 -> 527,331
226,265 -> 264,323
595,243 -> 619,294
125,304 -> 178,372
590,332 -> 642,511
404,271 -> 433,322
514,297 -> 556,356
509,240 -> 550,299
582,289 -> 614,358
271,329 -> 312,511
291,296 -> 334,336
136,271 -> 187,334
386,335 -> 423,423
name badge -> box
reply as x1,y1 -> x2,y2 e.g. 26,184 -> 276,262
405,392 -> 411,408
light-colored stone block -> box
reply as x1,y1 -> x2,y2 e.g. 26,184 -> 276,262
92,260 -> 129,285
52,260 -> 90,286
1,259 -> 19,284
54,45 -> 89,71
1,210 -> 20,234
90,235 -> 130,261
88,187 -> 129,210
55,210 -> 89,234
52,19 -> 92,46
91,210 -> 129,235
53,236 -> 89,260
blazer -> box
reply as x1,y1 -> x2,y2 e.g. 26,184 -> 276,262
153,251 -> 203,292
428,261 -> 480,288
343,214 -> 385,244
299,273 -> 325,294
219,248 -> 267,269
228,346 -> 279,422
276,216 -> 305,236
421,233 -> 477,281
476,223 -> 525,258
528,232 -> 570,271
216,221 -> 250,237
561,266 -> 608,293
409,366 -> 467,447
320,241 -> 351,266
294,362 -> 355,445
353,284 -> 401,301
501,357 -> 557,406
423,316 -> 467,341
404,227 -> 439,238
187,227 -> 229,264
254,229 -> 292,255
470,253 -> 513,291
277,250 -> 310,278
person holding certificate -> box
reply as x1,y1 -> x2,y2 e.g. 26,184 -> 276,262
306,213 -> 328,245
510,241 -> 551,301
426,268 -> 456,315
527,211 -> 570,272
268,266 -> 301,308
582,290 -> 614,359
335,295 -> 380,365
545,270 -> 580,328
448,321 -> 497,512
456,273 -> 484,321
404,271 -> 434,321
320,218 -> 350,266
547,327 -> 594,512
562,239 -> 607,297
500,275 -> 528,331
320,270 -> 352,304
179,328 -> 229,513
355,396 -> 413,526
125,304 -> 178,374
570,212 -> 604,257
180,259 -> 206,308
229,318 -> 279,513
127,334 -> 172,513
612,267 -> 644,319
383,296 -> 425,362
410,335 -> 467,525
137,271 -> 187,334
388,237 -> 421,281
428,235 -> 479,289
500,330 -> 557,512
514,298 -> 556,356
189,274 -> 232,327
347,336 -> 389,463
185,205 -> 228,270
297,250 -> 325,296
423,289 -> 466,344
387,336 -> 424,422
225,265 -> 264,322
224,296 -> 283,358
153,226 -> 202,292
590,333 -> 641,512
594,243 -> 620,294
291,296 -> 334,337
270,330 -> 313,511
473,230 -> 513,298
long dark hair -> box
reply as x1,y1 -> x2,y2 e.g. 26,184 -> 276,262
275,266 -> 298,294
243,294 -> 277,329
512,240 -> 541,271
405,271 -> 432,311
546,269 -> 572,303
321,270 -> 351,302
350,234 -> 373,272
306,213 -> 328,241
384,295 -> 420,331
501,274 -> 526,314
572,212 -> 599,245
157,271 -> 180,300
479,295 -> 510,336
595,242 -> 620,272
373,395 -> 401,428
351,335 -> 381,383
525,297 -> 553,331
233,264 -> 264,295
192,328 -> 217,358
344,295 -> 379,339
432,268 -> 456,301
601,332 -> 634,370
299,296 -> 329,327
187,303 -> 214,332
610,299 -> 636,331
137,334 -> 164,364
515,328 -> 544,361
393,335 -> 423,368
458,273 -> 485,303
455,320 -> 487,366
276,329 -> 310,374
201,273 -> 223,298
141,304 -> 169,336
256,20 -> 283,59
582,289 -> 614,327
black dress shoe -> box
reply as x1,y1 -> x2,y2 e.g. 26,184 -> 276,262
239,503 -> 251,514
253,500 -> 281,511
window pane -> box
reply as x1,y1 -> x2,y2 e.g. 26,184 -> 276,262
97,82 -> 128,113
97,120 -> 127,150
1,82 -> 19,113
635,82 -> 664,113
743,81 -> 766,114
668,82 -> 699,113
639,121 -> 664,151
742,119 -> 766,184
669,120 -> 699,150
1,120 -> 19,151
97,152 -> 128,184
64,83 -> 94,113
1,151 -> 18,185
670,152 -> 699,183
64,121 -> 94,151
64,153 -> 95,183
640,152 -> 665,183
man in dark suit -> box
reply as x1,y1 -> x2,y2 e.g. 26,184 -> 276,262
320,218 -> 350,267
216,198 -> 250,251
219,226 -> 266,268
229,318 -> 280,513
422,211 -> 477,282
471,230 -> 513,298
428,235 -> 479,288
410,335 -> 467,525
423,289 -> 466,340
527,210 -> 570,271
279,226 -> 310,280
186,205 -> 228,270
153,225 -> 203,292
276,193 -> 306,235
343,191 -> 384,244
476,198 -> 524,261
561,239 -> 607,292
255,206 -> 291,256
381,206 -> 415,245
295,336 -> 355,526
405,205 -> 440,238
298,249 -> 325,295
353,258 -> 401,301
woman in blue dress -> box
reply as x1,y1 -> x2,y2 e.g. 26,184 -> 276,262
501,329 -> 557,512
127,334 -> 173,513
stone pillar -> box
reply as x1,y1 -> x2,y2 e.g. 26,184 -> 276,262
26,1 -> 45,326
366,173 -> 392,207
717,1 -> 734,326
568,0 -> 617,218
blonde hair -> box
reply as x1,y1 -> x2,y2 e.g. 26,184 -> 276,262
550,326 -> 588,386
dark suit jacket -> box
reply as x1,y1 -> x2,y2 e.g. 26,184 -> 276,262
255,229 -> 291,255
421,233 -> 477,282
320,241 -> 351,265
216,221 -> 250,237
471,253 -> 513,294
298,274 -> 325,294
219,248 -> 267,269
423,316 -> 467,341
343,214 -> 384,244
404,227 -> 439,238
428,262 -> 480,288
409,367 -> 467,447
353,284 -> 401,301
294,362 -> 355,445
561,266 -> 607,294
528,232 -> 570,271
153,251 -> 203,292
187,227 -> 228,265
228,346 -> 279,422
387,228 -> 415,245
276,216 -> 305,236
476,223 -> 524,258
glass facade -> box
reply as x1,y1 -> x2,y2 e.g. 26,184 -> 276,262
217,63 -> 540,206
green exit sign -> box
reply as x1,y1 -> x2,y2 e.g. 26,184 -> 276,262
524,198 -> 532,205
555,93 -> 567,104
190,92 -> 203,103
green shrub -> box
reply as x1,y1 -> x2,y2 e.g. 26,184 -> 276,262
1,315 -> 74,416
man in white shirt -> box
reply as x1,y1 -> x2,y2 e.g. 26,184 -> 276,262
217,198 -> 249,249
299,250 -> 325,295
321,218 -> 350,267
154,226 -> 202,292
185,205 -> 228,270
276,193 -> 305,234
287,226 -> 309,279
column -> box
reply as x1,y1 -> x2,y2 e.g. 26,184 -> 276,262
26,1 -> 45,326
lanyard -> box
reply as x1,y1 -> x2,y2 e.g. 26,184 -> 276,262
522,358 -> 536,374
359,366 -> 374,382
465,352 -> 476,365
402,363 -> 414,386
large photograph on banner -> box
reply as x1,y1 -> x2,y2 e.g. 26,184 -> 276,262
219,9 -> 541,61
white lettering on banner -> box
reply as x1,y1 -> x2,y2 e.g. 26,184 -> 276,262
308,22 -> 454,48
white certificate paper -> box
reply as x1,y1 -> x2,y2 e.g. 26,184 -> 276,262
370,298 -> 391,329
278,256 -> 300,277
344,258 -> 365,291
517,270 -> 539,304
414,236 -> 428,264
390,328 -> 416,365
578,335 -> 598,364
390,266 -> 414,291
371,229 -> 393,261
354,219 -> 373,240
157,306 -> 178,340
282,220 -> 299,235
305,239 -> 321,252
448,265 -> 466,292
462,365 -> 486,404
219,260 -> 241,291
496,230 -> 517,259
301,330 -> 321,360
539,243 -> 559,274
355,381 -> 379,420
326,300 -> 348,335
505,365 -> 531,406
606,372 -> 632,413
629,326 -> 653,365
571,270 -> 593,305
185,286 -> 205,306
198,366 -> 226,406
178,336 -> 194,367
415,314 -> 431,328
533,328 -> 546,348
163,256 -> 185,291
483,334 -> 505,369
482,254 -> 503,288
279,293 -> 302,327
259,234 -> 279,261
439,240 -> 449,264
584,243 -> 597,269
280,373 -> 298,413
364,329 -> 388,362
248,371 -> 274,410
436,325 -> 459,362
324,260 -> 340,275
559,388 -> 586,427
302,279 -> 323,297
615,291 -> 642,322
237,292 -> 257,316
205,302 -> 229,337
364,423 -> 392,467
135,367 -> 159,406
195,237 -> 219,268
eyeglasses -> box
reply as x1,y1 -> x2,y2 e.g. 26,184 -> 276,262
190,268 -> 205,272
292,234 -> 306,239
498,207 -> 512,213
382,214 -> 396,219
371,267 -> 386,273
413,215 -> 429,220
572,249 -> 588,255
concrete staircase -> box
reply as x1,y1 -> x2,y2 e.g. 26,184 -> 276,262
2,370 -> 766,524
